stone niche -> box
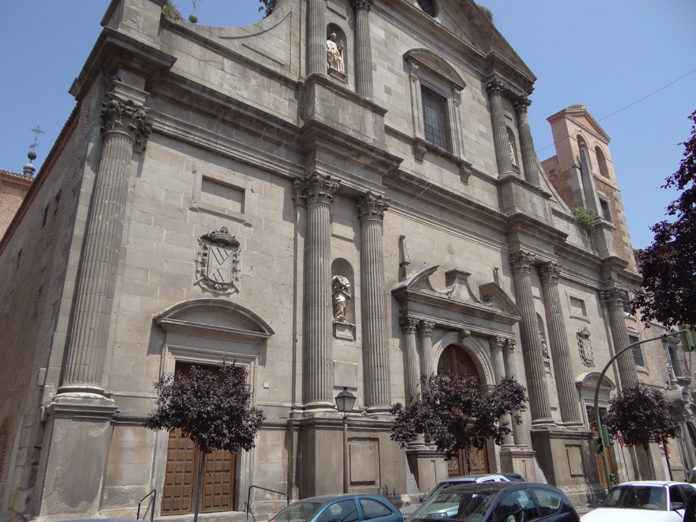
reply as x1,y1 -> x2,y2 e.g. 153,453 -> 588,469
332,258 -> 356,341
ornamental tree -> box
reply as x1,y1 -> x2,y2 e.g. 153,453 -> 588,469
605,384 -> 680,456
146,364 -> 264,522
391,375 -> 526,470
632,110 -> 696,328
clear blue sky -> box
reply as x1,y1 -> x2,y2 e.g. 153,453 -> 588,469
1,1 -> 694,248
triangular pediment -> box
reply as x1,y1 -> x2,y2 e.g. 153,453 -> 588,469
554,105 -> 610,143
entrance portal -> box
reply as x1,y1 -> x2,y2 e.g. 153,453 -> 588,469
437,345 -> 490,476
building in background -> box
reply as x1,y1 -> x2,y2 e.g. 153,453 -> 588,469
0,1 -> 692,521
0,154 -> 34,239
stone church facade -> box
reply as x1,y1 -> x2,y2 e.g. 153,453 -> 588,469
0,0 -> 692,520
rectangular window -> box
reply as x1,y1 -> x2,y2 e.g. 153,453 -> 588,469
421,85 -> 450,151
569,297 -> 587,317
629,335 -> 644,367
599,197 -> 612,221
200,177 -> 244,215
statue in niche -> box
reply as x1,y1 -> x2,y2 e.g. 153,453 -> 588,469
326,32 -> 345,75
332,275 -> 352,322
577,327 -> 594,367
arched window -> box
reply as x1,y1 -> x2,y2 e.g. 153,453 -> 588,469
417,0 -> 438,17
577,135 -> 589,163
595,146 -> 609,178
506,127 -> 519,169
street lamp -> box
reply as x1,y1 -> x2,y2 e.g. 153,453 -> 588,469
335,387 -> 356,494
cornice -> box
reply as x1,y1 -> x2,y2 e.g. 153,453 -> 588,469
304,73 -> 388,116
70,27 -> 177,101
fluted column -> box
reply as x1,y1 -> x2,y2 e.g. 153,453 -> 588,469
418,321 -> 435,380
359,192 -> 390,410
539,263 -> 582,425
492,337 -> 514,446
352,0 -> 373,98
603,287 -> 639,389
60,94 -> 150,393
401,316 -> 420,404
486,79 -> 513,177
502,339 -> 530,446
515,98 -> 540,187
510,251 -> 553,425
307,0 -> 326,76
299,173 -> 340,408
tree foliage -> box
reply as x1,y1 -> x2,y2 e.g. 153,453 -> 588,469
391,374 -> 526,458
146,364 -> 264,454
632,110 -> 696,328
258,0 -> 277,17
605,385 -> 680,449
162,0 -> 183,21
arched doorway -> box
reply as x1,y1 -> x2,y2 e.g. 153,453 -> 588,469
437,345 -> 490,476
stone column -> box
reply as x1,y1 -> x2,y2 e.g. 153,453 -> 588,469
515,98 -> 540,187
352,0 -> 373,98
539,262 -> 582,425
401,316 -> 420,404
486,79 -> 513,177
418,321 -> 435,381
502,339 -> 530,446
300,173 -> 340,408
60,93 -> 150,394
603,287 -> 639,389
307,0 -> 326,76
510,251 -> 553,425
358,192 -> 390,410
492,337 -> 514,446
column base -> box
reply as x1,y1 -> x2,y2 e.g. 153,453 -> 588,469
406,448 -> 448,494
34,394 -> 117,519
499,446 -> 538,481
531,428 -> 602,511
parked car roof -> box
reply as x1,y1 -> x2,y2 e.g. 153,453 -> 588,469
301,494 -> 395,503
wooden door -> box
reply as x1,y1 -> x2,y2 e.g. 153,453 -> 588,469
447,447 -> 489,477
162,429 -> 196,515
201,449 -> 238,512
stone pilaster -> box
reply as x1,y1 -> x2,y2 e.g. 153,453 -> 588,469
602,287 -> 639,389
486,79 -> 514,177
298,173 -> 340,408
60,93 -> 150,395
418,321 -> 435,380
539,262 -> 582,425
358,192 -> 390,410
307,0 -> 326,76
510,251 -> 553,425
401,316 -> 420,404
352,0 -> 373,98
515,98 -> 540,187
492,337 -> 514,446
502,339 -> 530,446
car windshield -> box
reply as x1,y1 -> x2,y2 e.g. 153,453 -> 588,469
604,485 -> 667,511
270,501 -> 326,522
426,481 -> 475,498
414,490 -> 496,521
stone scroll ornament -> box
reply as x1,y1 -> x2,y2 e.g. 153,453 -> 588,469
577,327 -> 594,367
196,226 -> 240,293
332,275 -> 352,322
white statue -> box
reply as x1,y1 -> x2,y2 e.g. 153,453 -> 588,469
326,32 -> 345,74
332,275 -> 352,322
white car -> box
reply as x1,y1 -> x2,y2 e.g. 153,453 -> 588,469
582,480 -> 694,522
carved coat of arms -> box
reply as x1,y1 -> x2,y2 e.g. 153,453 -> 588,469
577,327 -> 594,367
196,226 -> 240,293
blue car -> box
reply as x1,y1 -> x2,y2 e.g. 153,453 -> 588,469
270,494 -> 404,522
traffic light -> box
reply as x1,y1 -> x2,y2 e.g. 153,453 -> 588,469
681,328 -> 696,352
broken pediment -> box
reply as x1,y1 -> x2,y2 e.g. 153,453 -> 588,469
392,265 -> 520,337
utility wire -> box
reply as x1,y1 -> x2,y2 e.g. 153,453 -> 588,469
537,67 -> 696,154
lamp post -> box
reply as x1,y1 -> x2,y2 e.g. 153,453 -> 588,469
335,387 -> 357,494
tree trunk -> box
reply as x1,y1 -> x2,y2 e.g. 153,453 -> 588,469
664,441 -> 673,481
193,451 -> 207,522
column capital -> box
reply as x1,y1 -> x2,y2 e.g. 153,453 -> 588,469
418,320 -> 435,336
509,250 -> 537,274
539,262 -> 561,286
485,76 -> 526,104
485,78 -> 505,96
602,286 -> 629,306
352,0 -> 371,10
358,191 -> 389,221
514,97 -> 532,113
101,94 -> 151,151
297,173 -> 340,206
400,315 -> 419,334
504,339 -> 517,354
